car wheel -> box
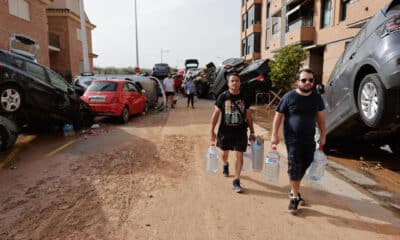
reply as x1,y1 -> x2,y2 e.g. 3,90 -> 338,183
74,108 -> 94,130
357,74 -> 387,128
0,116 -> 19,151
196,82 -> 205,98
0,85 -> 23,113
120,106 -> 129,123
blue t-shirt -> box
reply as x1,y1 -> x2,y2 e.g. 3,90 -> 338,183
185,81 -> 196,94
276,90 -> 325,144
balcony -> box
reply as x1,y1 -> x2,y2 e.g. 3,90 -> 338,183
243,52 -> 261,62
285,26 -> 315,46
48,32 -> 60,52
245,23 -> 262,36
269,37 -> 281,52
246,0 -> 262,9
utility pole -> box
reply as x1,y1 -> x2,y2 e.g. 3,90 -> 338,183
79,0 -> 89,73
134,0 -> 140,67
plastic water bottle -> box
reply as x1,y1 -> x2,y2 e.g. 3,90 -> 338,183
251,140 -> 264,171
241,145 -> 252,172
63,124 -> 75,137
264,145 -> 280,182
308,148 -> 327,181
206,144 -> 219,173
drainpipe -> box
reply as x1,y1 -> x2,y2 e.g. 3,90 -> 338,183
280,0 -> 287,48
79,0 -> 90,73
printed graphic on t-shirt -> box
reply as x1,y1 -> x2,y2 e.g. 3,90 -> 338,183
224,99 -> 245,126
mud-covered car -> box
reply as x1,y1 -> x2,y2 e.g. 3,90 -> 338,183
0,35 -> 93,150
322,0 -> 400,154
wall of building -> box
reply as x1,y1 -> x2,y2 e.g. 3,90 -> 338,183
0,0 -> 50,66
247,0 -> 392,83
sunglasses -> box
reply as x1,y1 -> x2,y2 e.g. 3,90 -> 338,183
300,78 -> 314,83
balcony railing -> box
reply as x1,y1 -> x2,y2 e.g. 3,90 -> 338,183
286,18 -> 313,32
48,32 -> 60,49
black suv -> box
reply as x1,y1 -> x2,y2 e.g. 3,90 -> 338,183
322,0 -> 400,154
0,36 -> 93,149
152,63 -> 170,80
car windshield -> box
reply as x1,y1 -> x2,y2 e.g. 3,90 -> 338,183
88,82 -> 117,91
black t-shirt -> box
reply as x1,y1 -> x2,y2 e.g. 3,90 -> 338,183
215,91 -> 249,133
276,90 -> 325,144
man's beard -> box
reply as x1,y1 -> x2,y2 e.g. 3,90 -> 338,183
299,87 -> 312,93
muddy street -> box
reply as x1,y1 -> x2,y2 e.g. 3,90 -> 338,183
0,97 -> 400,240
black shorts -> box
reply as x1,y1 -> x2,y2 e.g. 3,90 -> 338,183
286,143 -> 315,181
217,130 -> 248,152
166,91 -> 175,96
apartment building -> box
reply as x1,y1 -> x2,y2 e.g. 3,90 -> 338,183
241,0 -> 391,83
0,0 -> 95,81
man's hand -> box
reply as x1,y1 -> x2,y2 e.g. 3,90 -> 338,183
271,134 -> 279,145
249,133 -> 256,142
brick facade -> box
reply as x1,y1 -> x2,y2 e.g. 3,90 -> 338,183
0,0 -> 95,82
0,0 -> 50,66
241,0 -> 391,83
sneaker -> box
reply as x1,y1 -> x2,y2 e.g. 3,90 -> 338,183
288,191 -> 306,206
232,178 -> 243,193
288,197 -> 300,215
222,164 -> 229,177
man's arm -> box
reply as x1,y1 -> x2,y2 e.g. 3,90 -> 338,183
316,111 -> 326,148
246,109 -> 255,141
210,106 -> 221,144
271,112 -> 284,145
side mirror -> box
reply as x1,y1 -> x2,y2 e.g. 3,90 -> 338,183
74,85 -> 85,96
316,84 -> 325,95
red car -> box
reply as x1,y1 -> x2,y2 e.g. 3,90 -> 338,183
81,80 -> 148,123
174,70 -> 185,93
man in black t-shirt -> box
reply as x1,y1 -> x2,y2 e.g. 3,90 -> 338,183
210,73 -> 255,193
271,68 -> 326,214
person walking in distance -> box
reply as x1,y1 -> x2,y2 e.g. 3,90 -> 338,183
270,68 -> 326,214
185,77 -> 196,108
163,73 -> 175,108
210,73 -> 256,193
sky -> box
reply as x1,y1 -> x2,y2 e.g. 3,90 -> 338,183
84,0 -> 241,69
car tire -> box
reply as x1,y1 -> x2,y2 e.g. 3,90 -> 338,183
357,74 -> 387,128
196,82 -> 206,98
120,106 -> 129,123
74,108 -> 94,130
0,116 -> 19,151
0,85 -> 23,114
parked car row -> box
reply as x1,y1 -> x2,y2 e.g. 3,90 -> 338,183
0,35 -> 94,150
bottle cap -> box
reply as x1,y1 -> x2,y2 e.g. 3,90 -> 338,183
271,145 -> 277,150
211,143 -> 215,147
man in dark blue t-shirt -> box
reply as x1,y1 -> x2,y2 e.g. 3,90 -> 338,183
271,68 -> 326,214
211,73 -> 255,193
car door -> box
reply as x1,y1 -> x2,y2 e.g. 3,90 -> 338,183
127,82 -> 145,114
121,82 -> 133,113
47,69 -> 78,121
24,61 -> 58,113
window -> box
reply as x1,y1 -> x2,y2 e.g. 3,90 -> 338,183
248,4 -> 261,27
25,62 -> 47,83
88,82 -> 117,92
340,0 -> 351,21
76,28 -> 81,41
8,0 -> 30,21
266,26 -> 271,49
242,13 -> 248,31
242,39 -> 247,56
321,0 -> 332,28
128,83 -> 139,92
272,17 -> 280,38
246,33 -> 261,55
47,69 -> 69,93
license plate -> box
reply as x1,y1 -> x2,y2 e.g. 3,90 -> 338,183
89,96 -> 105,102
